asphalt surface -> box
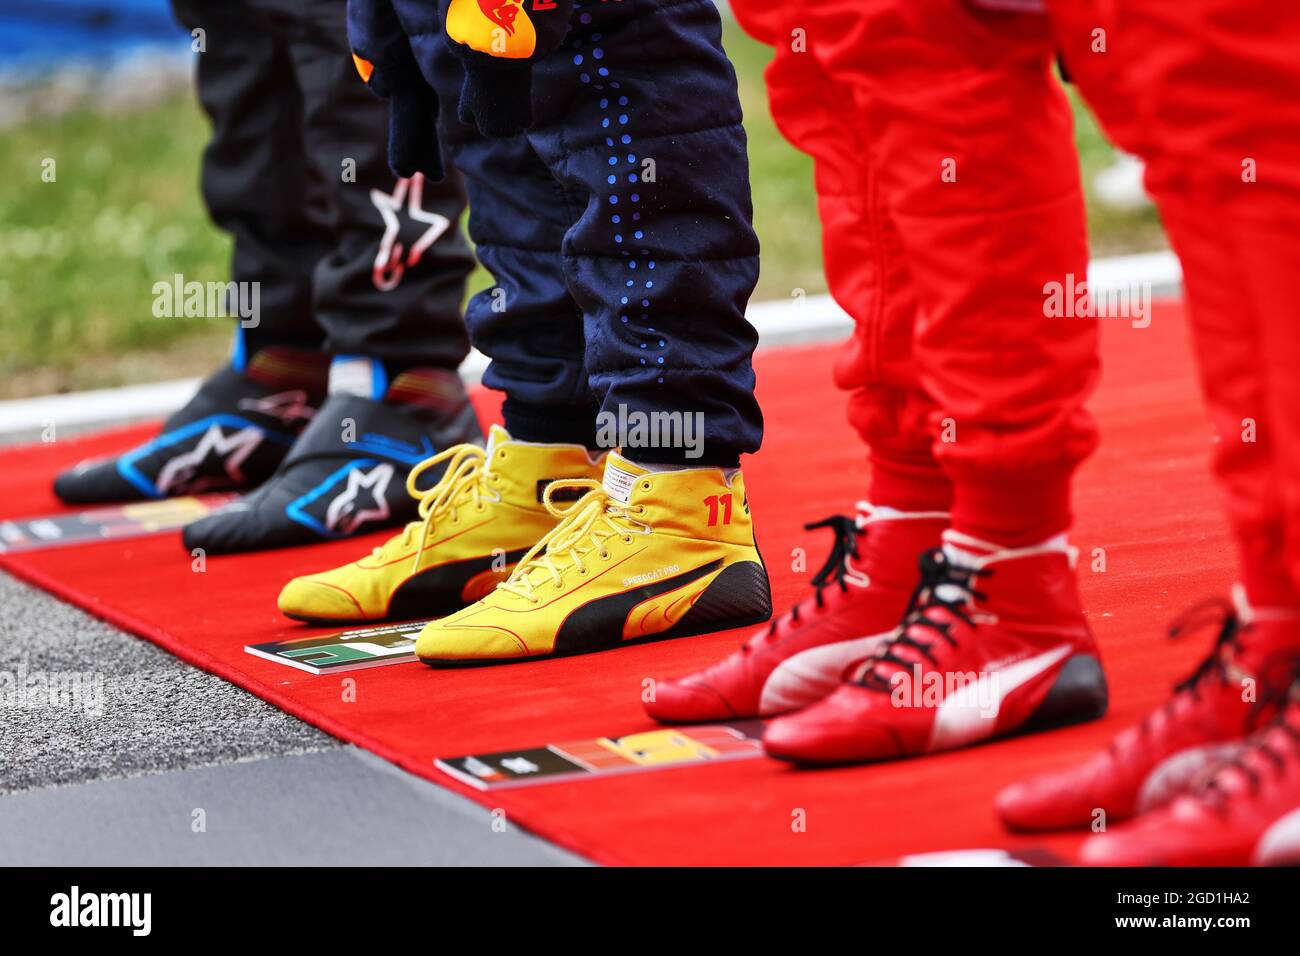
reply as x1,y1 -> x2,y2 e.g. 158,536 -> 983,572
0,570 -> 332,795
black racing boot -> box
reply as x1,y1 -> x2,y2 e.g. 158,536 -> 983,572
53,347 -> 329,505
181,364 -> 483,554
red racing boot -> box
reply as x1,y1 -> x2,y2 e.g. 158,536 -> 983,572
1078,682 -> 1300,866
644,505 -> 948,722
995,595 -> 1300,832
763,531 -> 1109,765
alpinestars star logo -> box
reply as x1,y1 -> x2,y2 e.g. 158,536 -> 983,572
155,424 -> 264,493
238,390 -> 316,426
370,174 -> 452,292
324,463 -> 394,534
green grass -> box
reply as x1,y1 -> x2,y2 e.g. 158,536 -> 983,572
0,93 -> 233,395
0,22 -> 1163,398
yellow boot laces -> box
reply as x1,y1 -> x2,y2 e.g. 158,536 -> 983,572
498,479 -> 650,604
373,443 -> 501,571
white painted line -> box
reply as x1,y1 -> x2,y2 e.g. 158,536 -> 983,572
1088,249 -> 1181,297
0,250 -> 1180,436
0,378 -> 203,437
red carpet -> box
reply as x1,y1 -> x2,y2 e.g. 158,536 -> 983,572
0,300 -> 1231,865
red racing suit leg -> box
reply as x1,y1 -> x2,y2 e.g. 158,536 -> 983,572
1052,1 -> 1300,606
737,0 -> 1099,544
732,0 -> 952,514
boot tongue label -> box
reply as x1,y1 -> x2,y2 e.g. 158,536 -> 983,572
328,356 -> 387,400
603,461 -> 639,504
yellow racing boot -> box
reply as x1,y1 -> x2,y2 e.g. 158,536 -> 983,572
277,426 -> 604,623
414,452 -> 773,665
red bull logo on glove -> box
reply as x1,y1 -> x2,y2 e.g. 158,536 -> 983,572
480,0 -> 521,35
447,0 -> 539,58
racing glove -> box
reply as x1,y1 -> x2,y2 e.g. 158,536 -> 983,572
348,0 -> 445,180
440,0 -> 575,137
